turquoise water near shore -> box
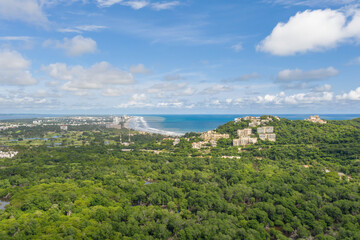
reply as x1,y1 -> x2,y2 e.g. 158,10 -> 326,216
141,114 -> 360,134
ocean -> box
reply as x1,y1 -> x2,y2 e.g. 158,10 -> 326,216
139,114 -> 360,135
1,114 -> 359,136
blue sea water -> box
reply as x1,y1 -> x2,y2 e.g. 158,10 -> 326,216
1,114 -> 359,135
142,114 -> 360,134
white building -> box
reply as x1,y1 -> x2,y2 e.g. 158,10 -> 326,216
113,117 -> 121,124
0,151 -> 18,158
60,125 -> 68,131
33,120 -> 42,125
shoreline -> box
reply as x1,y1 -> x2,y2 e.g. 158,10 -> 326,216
124,116 -> 183,137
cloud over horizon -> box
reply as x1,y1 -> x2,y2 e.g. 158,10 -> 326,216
0,49 -> 37,85
257,8 -> 360,55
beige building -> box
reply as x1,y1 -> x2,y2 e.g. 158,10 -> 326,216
233,137 -> 258,146
305,115 -> 327,124
257,126 -> 274,134
259,133 -> 276,142
249,121 -> 261,127
237,128 -> 252,137
200,130 -> 230,141
192,141 -> 208,149
106,124 -> 122,129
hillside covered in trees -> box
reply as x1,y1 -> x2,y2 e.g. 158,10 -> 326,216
0,117 -> 360,239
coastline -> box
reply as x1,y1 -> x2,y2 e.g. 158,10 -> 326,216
124,116 -> 183,137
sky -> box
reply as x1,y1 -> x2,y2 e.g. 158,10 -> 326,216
0,0 -> 360,114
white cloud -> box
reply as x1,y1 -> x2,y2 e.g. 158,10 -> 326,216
232,43 -> 243,52
144,82 -> 196,98
97,0 -> 180,10
131,93 -> 147,101
0,49 -> 37,85
314,84 -> 332,92
284,92 -> 334,104
181,87 -> 196,96
164,73 -> 183,81
257,9 -> 360,55
336,86 -> 360,100
157,101 -> 183,108
43,62 -> 134,92
0,95 -> 47,106
0,36 -> 33,41
97,0 -> 123,7
146,82 -> 195,97
102,88 -> 124,96
130,64 -> 152,74
45,35 -> 97,56
255,91 -> 334,105
349,56 -> 360,64
277,67 -> 338,81
267,0 -> 357,7
201,85 -> 232,95
58,25 -> 107,33
123,0 -> 149,9
151,1 -> 180,10
0,0 -> 49,26
148,82 -> 186,93
223,72 -> 261,82
115,93 -> 154,108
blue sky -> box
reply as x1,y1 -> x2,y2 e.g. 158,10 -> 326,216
0,0 -> 360,114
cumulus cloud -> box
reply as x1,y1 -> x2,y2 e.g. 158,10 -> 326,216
130,64 -> 152,74
257,9 -> 360,55
0,0 -> 49,26
0,49 -> 37,85
43,62 -> 134,92
58,25 -> 107,33
277,67 -> 338,81
336,86 -> 360,100
44,35 -> 97,56
255,91 -> 334,105
115,93 -> 154,108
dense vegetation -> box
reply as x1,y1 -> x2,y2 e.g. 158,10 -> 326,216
0,117 -> 360,239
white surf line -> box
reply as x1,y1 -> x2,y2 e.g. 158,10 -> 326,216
128,116 -> 183,136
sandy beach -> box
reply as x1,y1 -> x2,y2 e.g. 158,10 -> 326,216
125,116 -> 183,136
